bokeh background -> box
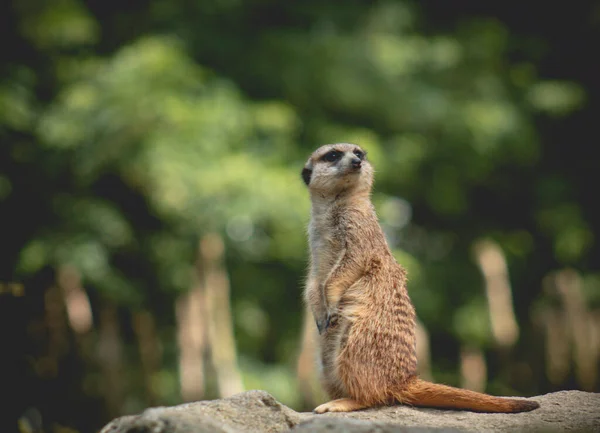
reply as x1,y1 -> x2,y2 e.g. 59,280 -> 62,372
2,1 -> 599,432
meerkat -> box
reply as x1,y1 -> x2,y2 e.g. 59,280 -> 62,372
301,143 -> 540,414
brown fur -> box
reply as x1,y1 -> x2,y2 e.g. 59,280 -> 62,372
302,143 -> 539,414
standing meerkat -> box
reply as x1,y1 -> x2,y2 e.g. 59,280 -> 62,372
301,143 -> 540,414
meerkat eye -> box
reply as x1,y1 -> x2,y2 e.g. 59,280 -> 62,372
322,151 -> 341,162
353,149 -> 365,159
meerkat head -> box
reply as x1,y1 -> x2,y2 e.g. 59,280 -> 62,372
301,143 -> 374,197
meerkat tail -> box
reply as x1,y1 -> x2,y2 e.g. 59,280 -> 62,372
396,379 -> 539,413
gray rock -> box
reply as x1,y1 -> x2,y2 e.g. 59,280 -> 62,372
100,391 -> 301,433
100,389 -> 600,433
292,418 -> 463,433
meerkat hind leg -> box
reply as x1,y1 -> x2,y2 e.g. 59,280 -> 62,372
314,398 -> 369,414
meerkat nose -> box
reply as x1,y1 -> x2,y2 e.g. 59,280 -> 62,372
351,158 -> 362,169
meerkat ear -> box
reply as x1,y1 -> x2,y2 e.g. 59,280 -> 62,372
301,167 -> 312,186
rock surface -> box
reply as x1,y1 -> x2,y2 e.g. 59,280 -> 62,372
101,390 -> 600,433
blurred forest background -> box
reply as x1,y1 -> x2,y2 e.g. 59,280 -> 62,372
1,1 -> 599,432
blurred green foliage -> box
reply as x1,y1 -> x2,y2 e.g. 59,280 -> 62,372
1,1 -> 599,432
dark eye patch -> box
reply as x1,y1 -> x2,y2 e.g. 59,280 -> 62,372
322,150 -> 342,162
353,149 -> 366,159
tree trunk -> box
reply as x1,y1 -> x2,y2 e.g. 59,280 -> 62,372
97,301 -> 125,418
176,279 -> 207,402
552,269 -> 597,391
460,345 -> 487,392
415,319 -> 433,382
200,233 -> 244,398
133,309 -> 163,406
473,239 -> 519,348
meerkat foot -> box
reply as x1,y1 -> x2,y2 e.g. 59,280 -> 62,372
313,398 -> 368,414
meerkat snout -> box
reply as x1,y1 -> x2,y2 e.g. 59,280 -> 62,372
335,152 -> 362,175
